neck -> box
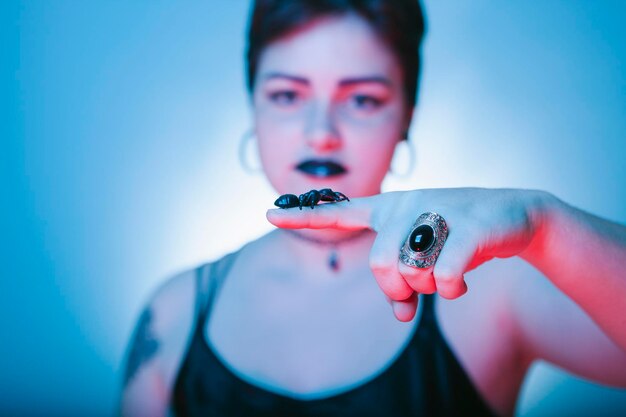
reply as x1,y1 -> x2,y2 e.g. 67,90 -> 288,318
286,228 -> 369,244
275,228 -> 375,276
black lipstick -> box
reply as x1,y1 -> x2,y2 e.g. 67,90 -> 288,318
295,160 -> 348,177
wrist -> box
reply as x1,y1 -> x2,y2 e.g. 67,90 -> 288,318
519,189 -> 559,265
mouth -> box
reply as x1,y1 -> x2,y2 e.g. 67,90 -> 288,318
295,159 -> 348,178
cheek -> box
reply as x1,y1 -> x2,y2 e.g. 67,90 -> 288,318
356,140 -> 397,181
254,101 -> 304,144
254,115 -> 300,192
344,110 -> 404,164
341,116 -> 403,194
256,134 -> 288,182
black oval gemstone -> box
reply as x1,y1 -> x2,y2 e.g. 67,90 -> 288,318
408,224 -> 435,252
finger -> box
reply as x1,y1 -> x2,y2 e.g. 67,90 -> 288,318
398,262 -> 437,294
368,212 -> 417,301
391,293 -> 418,322
266,193 -> 394,231
432,231 -> 475,299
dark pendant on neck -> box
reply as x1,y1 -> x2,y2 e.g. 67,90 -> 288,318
329,249 -> 339,272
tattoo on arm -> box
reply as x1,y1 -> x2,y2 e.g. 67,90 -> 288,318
124,308 -> 160,386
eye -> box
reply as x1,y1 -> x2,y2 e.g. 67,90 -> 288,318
351,94 -> 384,110
268,90 -> 300,106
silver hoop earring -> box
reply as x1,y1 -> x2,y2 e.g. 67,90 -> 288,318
388,139 -> 416,178
238,129 -> 263,174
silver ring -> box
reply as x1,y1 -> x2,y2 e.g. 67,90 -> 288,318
400,212 -> 448,268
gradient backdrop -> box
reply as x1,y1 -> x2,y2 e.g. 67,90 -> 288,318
2,1 -> 626,416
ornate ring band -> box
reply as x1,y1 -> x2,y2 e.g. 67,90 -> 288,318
399,212 -> 448,269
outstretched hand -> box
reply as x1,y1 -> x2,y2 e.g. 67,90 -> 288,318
267,188 -> 545,322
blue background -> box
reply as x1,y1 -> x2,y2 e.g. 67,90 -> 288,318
2,1 -> 626,415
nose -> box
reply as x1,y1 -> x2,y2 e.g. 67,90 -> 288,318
304,100 -> 341,152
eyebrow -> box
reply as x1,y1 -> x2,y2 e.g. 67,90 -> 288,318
262,72 -> 309,85
338,76 -> 392,88
262,72 -> 392,88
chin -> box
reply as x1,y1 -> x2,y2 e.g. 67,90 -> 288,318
271,171 -> 382,198
306,181 -> 380,199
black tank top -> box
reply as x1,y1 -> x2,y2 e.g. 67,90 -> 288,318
172,253 -> 497,417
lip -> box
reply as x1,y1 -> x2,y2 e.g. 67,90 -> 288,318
295,159 -> 348,178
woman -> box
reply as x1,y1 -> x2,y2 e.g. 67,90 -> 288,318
120,1 -> 626,416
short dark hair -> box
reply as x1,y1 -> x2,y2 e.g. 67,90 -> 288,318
245,0 -> 426,109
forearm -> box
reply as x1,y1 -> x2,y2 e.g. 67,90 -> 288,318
520,191 -> 626,350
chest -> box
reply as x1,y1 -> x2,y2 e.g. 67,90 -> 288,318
207,267 -> 418,396
206,260 -> 526,414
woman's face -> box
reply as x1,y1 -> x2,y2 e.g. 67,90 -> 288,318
252,13 -> 411,198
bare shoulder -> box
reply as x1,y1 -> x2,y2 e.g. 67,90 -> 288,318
120,265 -> 200,417
149,267 -> 198,341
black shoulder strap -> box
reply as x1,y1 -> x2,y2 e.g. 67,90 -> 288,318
193,263 -> 211,332
193,251 -> 240,331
